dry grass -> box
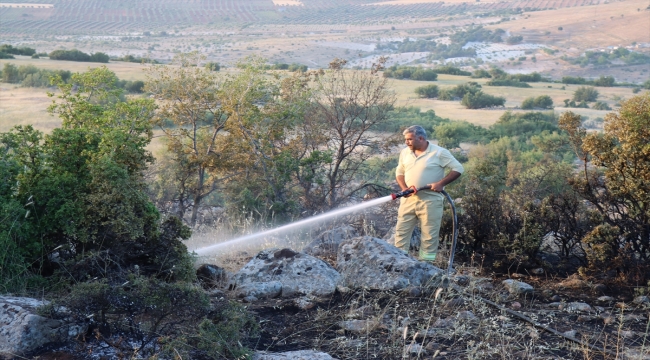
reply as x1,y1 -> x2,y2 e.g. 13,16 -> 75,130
0,56 -> 149,81
488,0 -> 650,49
391,75 -> 633,127
0,85 -> 59,132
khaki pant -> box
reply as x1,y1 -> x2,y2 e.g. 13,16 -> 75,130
395,192 -> 444,261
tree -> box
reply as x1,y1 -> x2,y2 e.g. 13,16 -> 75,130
414,84 -> 439,98
559,94 -> 650,278
302,58 -> 396,209
0,67 -> 192,290
146,53 -> 237,226
521,95 -> 553,109
573,86 -> 599,102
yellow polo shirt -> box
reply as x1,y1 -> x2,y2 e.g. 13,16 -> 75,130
396,142 -> 464,193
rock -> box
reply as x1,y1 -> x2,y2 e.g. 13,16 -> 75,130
235,281 -> 282,300
597,296 -> 615,303
541,289 -> 554,298
303,226 -> 359,260
502,279 -> 534,296
454,275 -> 470,286
196,264 -> 228,289
592,283 -> 607,294
252,350 -> 338,360
558,275 -> 587,289
476,281 -> 494,293
548,302 -> 562,309
338,319 -> 378,333
510,302 -> 522,310
403,286 -> 422,297
625,348 -> 650,359
456,311 -> 477,321
337,236 -> 443,291
293,298 -> 316,310
563,302 -> 593,312
620,330 -> 636,339
346,305 -> 374,319
384,226 -> 421,252
0,296 -> 83,358
602,315 -> 616,325
443,298 -> 465,308
530,268 -> 544,275
563,330 -> 577,338
633,296 -> 650,305
433,317 -> 453,328
229,248 -> 341,300
577,315 -> 596,322
425,342 -> 441,352
550,295 -> 562,302
405,343 -> 425,355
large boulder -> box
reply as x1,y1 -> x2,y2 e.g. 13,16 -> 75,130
303,226 -> 359,260
1,296 -> 82,358
253,350 -> 337,359
337,236 -> 443,291
229,248 -> 341,300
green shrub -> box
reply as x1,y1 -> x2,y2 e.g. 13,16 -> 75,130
506,35 -> 523,44
485,78 -> 532,87
0,52 -> 15,59
461,91 -> 506,109
0,44 -> 36,56
49,49 -> 109,63
414,84 -> 439,98
591,101 -> 611,110
593,75 -> 615,87
438,82 -> 482,100
471,69 -> 491,78
383,66 -> 438,81
521,95 -> 553,109
573,86 -> 599,102
194,301 -> 259,359
432,65 -> 471,76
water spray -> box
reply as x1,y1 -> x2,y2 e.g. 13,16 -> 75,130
194,186 -> 459,281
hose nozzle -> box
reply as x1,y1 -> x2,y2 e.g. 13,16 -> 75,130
391,186 -> 430,200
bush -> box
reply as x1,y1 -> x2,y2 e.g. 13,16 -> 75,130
593,75 -> 615,87
486,78 -> 532,87
0,52 -> 15,59
438,82 -> 482,101
562,76 -> 587,84
573,86 -> 599,102
461,91 -> 506,109
432,65 -> 471,76
521,95 -> 554,109
471,69 -> 492,78
0,44 -> 36,56
591,101 -> 611,110
506,35 -> 524,44
48,49 -> 109,63
414,84 -> 439,98
383,66 -> 438,81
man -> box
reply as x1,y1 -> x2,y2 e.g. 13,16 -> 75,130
395,125 -> 464,261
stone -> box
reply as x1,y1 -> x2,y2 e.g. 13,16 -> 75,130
592,283 -> 607,294
338,319 -> 378,333
597,296 -> 615,302
502,279 -> 534,296
563,330 -> 577,338
337,236 -> 443,291
403,286 -> 422,297
196,263 -> 228,289
550,295 -> 562,302
229,248 -> 341,300
563,302 -> 593,312
454,275 -> 470,286
577,315 -> 596,322
558,275 -> 587,289
0,296 -> 83,358
530,268 -> 544,275
443,298 -> 465,308
620,330 -> 636,339
633,296 -> 650,305
252,350 -> 338,360
541,289 -> 554,298
405,343 -> 425,355
433,317 -> 453,328
456,311 -> 477,321
510,302 -> 522,310
303,226 -> 359,260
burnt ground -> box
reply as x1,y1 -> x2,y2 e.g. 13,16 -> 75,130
244,269 -> 650,360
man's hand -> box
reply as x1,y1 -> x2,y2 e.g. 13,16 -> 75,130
429,182 -> 445,192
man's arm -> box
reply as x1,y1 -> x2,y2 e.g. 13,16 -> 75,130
430,171 -> 462,192
396,174 -> 408,191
